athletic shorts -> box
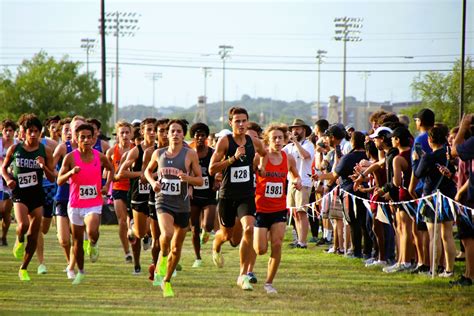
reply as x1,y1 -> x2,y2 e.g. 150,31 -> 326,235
148,203 -> 157,221
68,204 -> 102,226
1,190 -> 11,201
217,196 -> 256,228
54,200 -> 69,217
43,185 -> 56,218
255,210 -> 287,229
157,208 -> 190,229
12,188 -> 44,212
112,189 -> 128,203
191,197 -> 217,208
131,202 -> 150,216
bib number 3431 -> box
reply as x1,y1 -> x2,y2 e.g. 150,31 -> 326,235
79,185 -> 98,199
230,166 -> 250,183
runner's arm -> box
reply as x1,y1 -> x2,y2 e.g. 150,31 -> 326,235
178,150 -> 203,187
57,153 -> 76,186
1,144 -> 16,189
117,147 -> 141,179
209,136 -> 231,176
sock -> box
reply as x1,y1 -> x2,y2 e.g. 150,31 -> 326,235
323,229 -> 328,240
326,230 -> 333,242
159,256 -> 168,276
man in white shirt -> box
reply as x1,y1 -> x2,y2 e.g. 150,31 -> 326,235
283,119 -> 315,248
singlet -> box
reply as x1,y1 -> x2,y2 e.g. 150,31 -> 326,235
69,149 -> 103,208
112,144 -> 130,191
54,141 -> 74,202
219,135 -> 256,199
130,144 -> 150,204
0,138 -> 18,193
40,138 -> 55,187
148,144 -> 159,207
155,147 -> 190,213
255,152 -> 288,213
193,147 -> 215,200
93,138 -> 102,152
11,142 -> 46,194
397,149 -> 412,202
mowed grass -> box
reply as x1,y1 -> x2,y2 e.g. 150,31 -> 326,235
0,223 -> 473,315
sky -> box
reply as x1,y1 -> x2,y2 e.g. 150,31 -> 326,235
1,0 -> 473,110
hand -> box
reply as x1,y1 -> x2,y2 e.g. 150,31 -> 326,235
412,151 -> 419,161
311,173 -> 320,181
234,146 -> 246,161
382,192 -> 391,201
177,171 -> 189,182
460,113 -> 473,130
437,165 -> 451,178
36,156 -> 46,169
101,186 -> 108,195
71,166 -> 81,175
212,179 -> 221,191
6,179 -> 16,190
152,181 -> 161,193
293,178 -> 302,190
188,185 -> 193,199
215,172 -> 223,182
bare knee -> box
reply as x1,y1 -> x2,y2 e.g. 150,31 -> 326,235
256,246 -> 267,255
17,222 -> 29,235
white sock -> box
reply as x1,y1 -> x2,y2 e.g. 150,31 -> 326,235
326,230 -> 333,242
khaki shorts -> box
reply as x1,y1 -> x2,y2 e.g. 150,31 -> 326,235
287,185 -> 311,212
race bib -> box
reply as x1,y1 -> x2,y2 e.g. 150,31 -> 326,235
138,180 -> 151,194
79,185 -> 98,199
194,176 -> 209,190
264,182 -> 283,198
160,178 -> 181,195
18,172 -> 38,188
230,166 -> 250,183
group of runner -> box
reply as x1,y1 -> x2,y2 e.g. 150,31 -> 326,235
1,107 -> 301,297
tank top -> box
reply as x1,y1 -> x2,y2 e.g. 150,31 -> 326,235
398,149 -> 412,201
54,141 -> 73,202
193,147 -> 215,200
12,142 -> 46,193
112,144 -> 130,191
131,144 -> 150,204
93,138 -> 102,152
155,146 -> 190,213
41,138 -> 55,187
255,152 -> 288,213
219,135 -> 256,199
148,144 -> 159,206
69,149 -> 103,208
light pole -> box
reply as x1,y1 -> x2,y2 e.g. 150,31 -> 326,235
316,50 -> 327,120
107,67 -> 120,108
202,67 -> 211,99
359,71 -> 371,107
146,72 -> 162,116
334,17 -> 363,125
100,12 -> 140,124
81,38 -> 95,74
218,45 -> 233,129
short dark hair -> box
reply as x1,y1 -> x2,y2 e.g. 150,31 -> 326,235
429,125 -> 448,145
167,119 -> 188,136
86,118 -> 102,130
315,119 -> 329,133
228,107 -> 249,120
351,131 -> 366,150
18,113 -> 42,132
247,121 -> 263,136
378,113 -> 399,126
45,115 -> 61,128
365,140 -> 378,160
156,118 -> 170,127
140,118 -> 157,130
75,123 -> 95,136
59,117 -> 72,128
1,119 -> 18,131
369,110 -> 387,124
190,122 -> 210,138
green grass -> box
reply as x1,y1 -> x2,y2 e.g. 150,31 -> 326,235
0,224 -> 473,315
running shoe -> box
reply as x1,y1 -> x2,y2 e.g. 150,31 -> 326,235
383,262 -> 411,273
142,235 -> 151,251
366,260 -> 387,267
364,257 -> 376,265
133,265 -> 141,275
83,240 -> 90,256
18,269 -> 30,281
13,241 -> 25,259
240,275 -> 253,291
1,236 -> 7,246
200,231 -> 210,245
72,272 -> 85,285
449,275 -> 472,287
325,247 -> 336,254
308,237 -> 319,243
296,243 -> 307,249
192,259 -> 202,268
125,252 -> 133,264
264,283 -> 278,294
153,272 -> 163,287
212,251 -> 224,268
37,264 -> 47,275
90,243 -> 99,263
148,264 -> 155,281
162,281 -> 174,297
410,264 -> 430,274
247,272 -> 257,284
66,267 -> 76,280
316,238 -> 328,246
438,270 -> 454,278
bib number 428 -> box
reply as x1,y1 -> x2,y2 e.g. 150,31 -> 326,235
230,166 -> 250,183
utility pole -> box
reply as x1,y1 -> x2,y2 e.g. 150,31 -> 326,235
202,67 -> 211,99
459,0 -> 467,122
360,71 -> 371,107
334,17 -> 363,125
218,45 -> 233,129
81,38 -> 95,74
316,50 -> 327,120
100,0 -> 106,106
100,12 -> 140,124
146,72 -> 163,116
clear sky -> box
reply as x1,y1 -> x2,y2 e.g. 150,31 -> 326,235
1,0 -> 472,109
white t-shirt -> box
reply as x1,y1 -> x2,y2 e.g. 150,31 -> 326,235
283,139 -> 315,187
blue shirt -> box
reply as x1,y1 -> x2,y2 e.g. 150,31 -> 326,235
412,132 -> 433,194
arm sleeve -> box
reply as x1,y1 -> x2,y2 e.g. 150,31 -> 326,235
414,154 -> 430,179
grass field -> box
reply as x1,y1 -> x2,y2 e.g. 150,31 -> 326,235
0,223 -> 473,315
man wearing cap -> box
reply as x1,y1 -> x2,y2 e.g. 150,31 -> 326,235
283,119 -> 315,249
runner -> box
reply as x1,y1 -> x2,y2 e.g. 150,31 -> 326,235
0,119 -> 17,246
57,123 -> 114,284
53,116 -> 82,279
189,123 -> 217,268
145,119 -> 203,297
106,121 -> 133,263
254,124 -> 301,294
209,107 -> 267,291
118,118 -> 157,275
1,113 -> 55,281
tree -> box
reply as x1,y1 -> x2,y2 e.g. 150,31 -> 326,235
0,51 -> 112,130
405,58 -> 474,129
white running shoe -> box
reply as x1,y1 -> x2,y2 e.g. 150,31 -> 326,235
264,283 -> 278,294
66,267 -> 76,280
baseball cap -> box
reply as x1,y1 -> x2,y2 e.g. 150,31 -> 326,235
387,126 -> 412,140
323,124 -> 345,139
369,126 -> 393,139
215,129 -> 232,138
413,109 -> 435,126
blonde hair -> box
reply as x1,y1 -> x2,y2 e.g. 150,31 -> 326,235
115,120 -> 132,132
71,115 -> 86,123
263,123 -> 289,145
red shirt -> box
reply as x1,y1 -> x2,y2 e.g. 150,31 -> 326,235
255,152 -> 288,213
